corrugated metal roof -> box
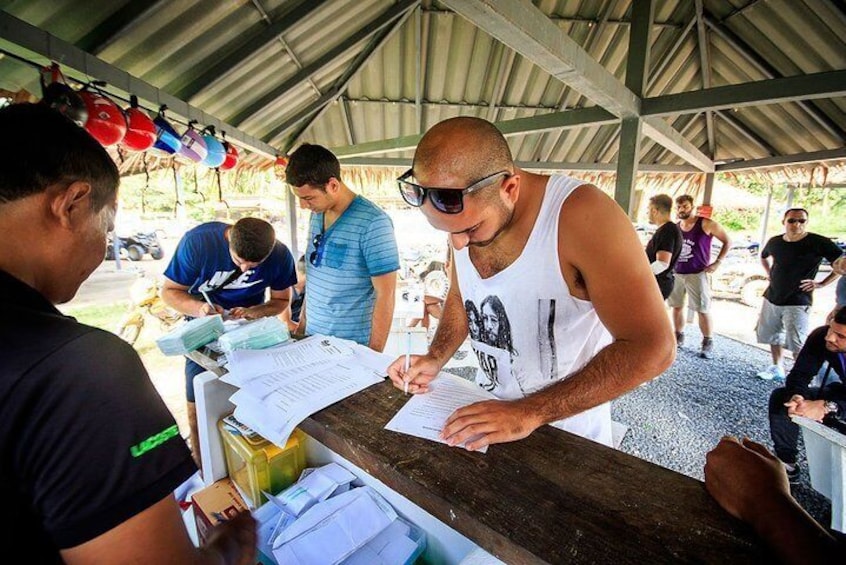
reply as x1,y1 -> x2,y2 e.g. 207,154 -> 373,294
0,0 -> 844,185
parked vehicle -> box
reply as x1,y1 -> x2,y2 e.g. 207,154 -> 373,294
116,276 -> 182,345
105,231 -> 165,261
712,261 -> 769,307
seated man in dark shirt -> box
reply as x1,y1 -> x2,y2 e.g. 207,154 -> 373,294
0,103 -> 255,563
768,307 -> 846,483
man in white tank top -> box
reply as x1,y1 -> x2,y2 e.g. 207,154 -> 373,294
388,117 -> 675,451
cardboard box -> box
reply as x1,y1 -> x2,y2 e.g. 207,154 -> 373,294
192,478 -> 249,545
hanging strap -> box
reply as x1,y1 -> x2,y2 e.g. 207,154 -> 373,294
206,268 -> 242,294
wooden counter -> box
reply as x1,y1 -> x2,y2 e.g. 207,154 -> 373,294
188,349 -> 768,563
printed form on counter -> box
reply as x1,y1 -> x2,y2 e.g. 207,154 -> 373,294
385,372 -> 497,453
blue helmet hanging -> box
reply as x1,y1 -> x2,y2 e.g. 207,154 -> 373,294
201,126 -> 226,168
151,106 -> 181,156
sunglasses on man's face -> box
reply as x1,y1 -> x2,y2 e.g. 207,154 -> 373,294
396,170 -> 510,214
309,233 -> 325,267
786,218 -> 807,224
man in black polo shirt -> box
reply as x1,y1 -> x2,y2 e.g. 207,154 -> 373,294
0,103 -> 255,563
755,208 -> 842,381
768,307 -> 846,483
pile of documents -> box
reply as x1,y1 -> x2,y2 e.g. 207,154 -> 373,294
222,335 -> 393,447
217,316 -> 290,353
156,315 -> 225,356
255,462 -> 426,564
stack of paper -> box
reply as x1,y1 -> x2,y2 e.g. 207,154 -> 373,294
217,316 -> 291,353
253,462 -> 426,565
222,335 -> 393,447
155,315 -> 225,356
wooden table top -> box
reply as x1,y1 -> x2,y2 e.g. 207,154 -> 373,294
188,348 -> 768,563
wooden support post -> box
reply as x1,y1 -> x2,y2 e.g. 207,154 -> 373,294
616,117 -> 642,217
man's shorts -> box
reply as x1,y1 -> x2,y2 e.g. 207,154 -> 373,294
184,358 -> 207,403
755,299 -> 811,354
667,271 -> 711,313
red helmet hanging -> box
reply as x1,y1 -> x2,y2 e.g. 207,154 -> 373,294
120,95 -> 156,152
79,85 -> 127,146
220,140 -> 240,170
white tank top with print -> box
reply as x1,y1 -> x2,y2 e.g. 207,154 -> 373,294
454,174 -> 613,446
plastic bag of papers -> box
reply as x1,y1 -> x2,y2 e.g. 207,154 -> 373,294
255,463 -> 427,565
155,315 -> 225,356
217,316 -> 291,353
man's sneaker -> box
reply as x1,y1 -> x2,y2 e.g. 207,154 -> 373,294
699,337 -> 714,359
784,462 -> 801,484
756,365 -> 786,381
675,332 -> 685,347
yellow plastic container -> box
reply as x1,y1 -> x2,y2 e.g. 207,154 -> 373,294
218,418 -> 306,507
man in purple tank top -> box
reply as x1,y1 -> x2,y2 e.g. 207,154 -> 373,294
668,194 -> 732,358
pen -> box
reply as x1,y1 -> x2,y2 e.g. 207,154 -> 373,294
404,330 -> 411,395
200,290 -> 215,313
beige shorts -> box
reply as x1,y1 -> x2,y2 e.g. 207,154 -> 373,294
755,299 -> 811,354
667,272 -> 711,313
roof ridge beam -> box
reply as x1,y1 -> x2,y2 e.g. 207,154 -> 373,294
173,0 -> 330,101
642,70 -> 846,116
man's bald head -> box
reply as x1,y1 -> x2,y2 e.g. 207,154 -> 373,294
414,117 -> 513,184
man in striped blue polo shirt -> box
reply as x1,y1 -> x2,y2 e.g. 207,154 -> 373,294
286,144 -> 400,351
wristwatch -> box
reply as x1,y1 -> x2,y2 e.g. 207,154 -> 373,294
824,400 -> 839,416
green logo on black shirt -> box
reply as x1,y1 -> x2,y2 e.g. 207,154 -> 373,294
130,424 -> 180,457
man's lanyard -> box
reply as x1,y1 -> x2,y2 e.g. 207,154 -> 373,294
206,269 -> 243,294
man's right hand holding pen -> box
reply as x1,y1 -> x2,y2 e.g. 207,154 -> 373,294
387,353 -> 442,395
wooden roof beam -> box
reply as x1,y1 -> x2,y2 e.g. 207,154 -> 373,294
330,107 -> 618,158
441,0 -> 713,173
440,0 -> 640,119
337,157 -> 698,174
642,70 -> 846,116
715,148 -> 846,172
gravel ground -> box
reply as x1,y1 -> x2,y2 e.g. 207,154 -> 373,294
445,324 -> 834,530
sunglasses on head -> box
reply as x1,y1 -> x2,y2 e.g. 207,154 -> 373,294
786,218 -> 807,224
396,170 -> 510,214
309,232 -> 325,267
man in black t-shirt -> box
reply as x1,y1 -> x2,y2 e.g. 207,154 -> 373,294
0,104 -> 255,563
755,208 -> 843,381
644,194 -> 684,299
